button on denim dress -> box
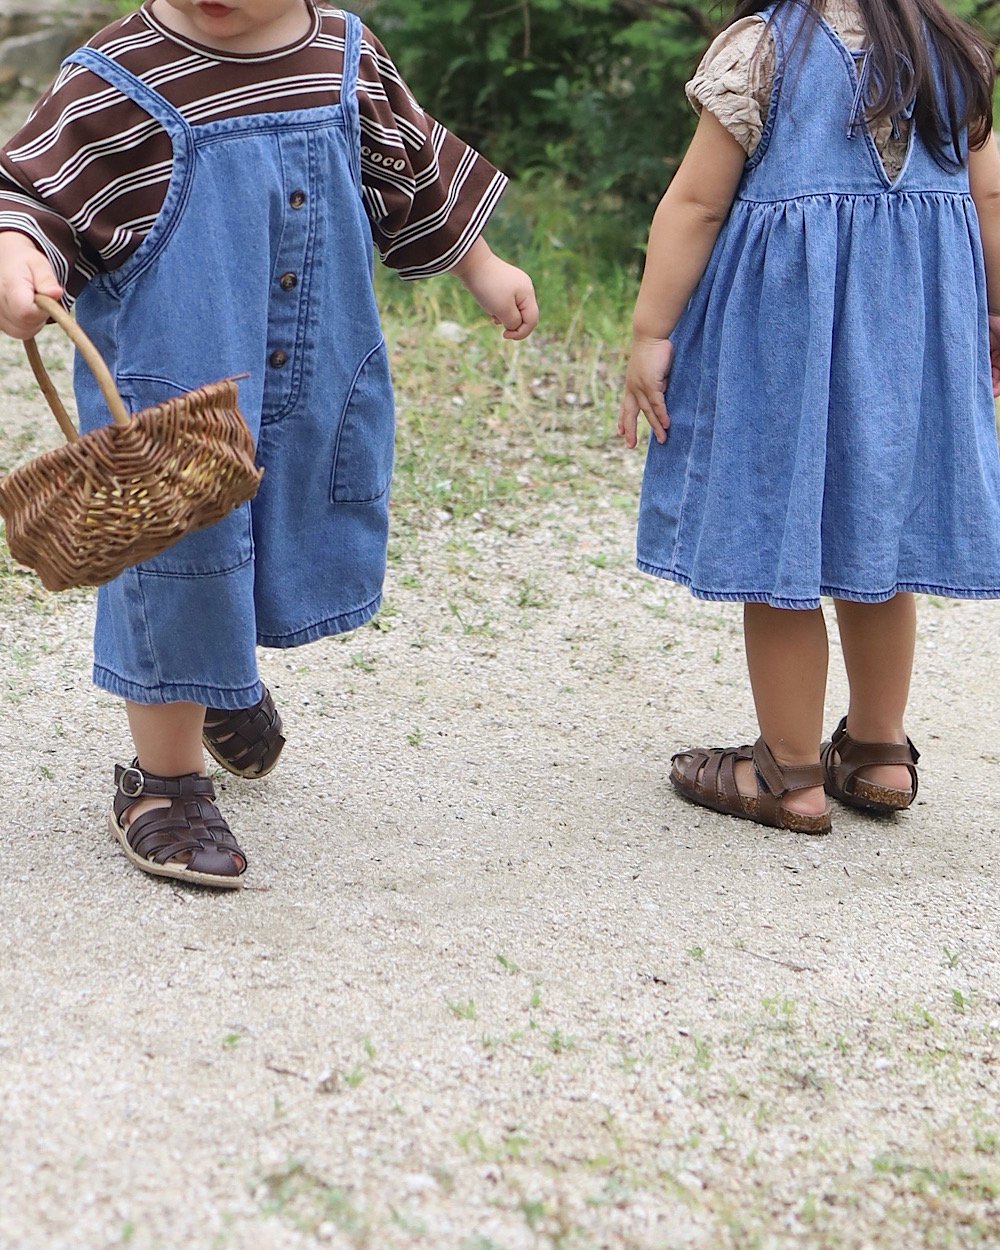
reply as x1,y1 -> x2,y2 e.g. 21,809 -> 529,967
637,3 -> 1000,609
67,13 -> 394,706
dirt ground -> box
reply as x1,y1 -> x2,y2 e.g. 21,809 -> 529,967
0,106 -> 998,1250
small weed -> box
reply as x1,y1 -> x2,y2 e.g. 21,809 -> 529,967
692,1036 -> 712,1069
547,1028 -> 575,1054
951,988 -> 970,1013
446,599 -> 494,637
257,1161 -> 367,1237
496,953 -> 521,975
942,945 -> 961,969
349,653 -> 375,672
515,576 -> 551,609
406,727 -> 423,747
222,1032 -> 241,1050
447,998 -> 477,1021
687,945 -> 705,961
762,996 -> 797,1030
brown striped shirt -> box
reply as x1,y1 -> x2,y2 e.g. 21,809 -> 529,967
0,1 -> 507,301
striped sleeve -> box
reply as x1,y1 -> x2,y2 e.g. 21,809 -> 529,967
0,68 -> 100,301
357,26 -> 507,278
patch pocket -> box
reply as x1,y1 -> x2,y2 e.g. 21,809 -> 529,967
330,339 -> 395,504
118,376 -> 255,577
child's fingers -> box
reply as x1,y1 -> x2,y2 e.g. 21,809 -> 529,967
3,256 -> 63,340
645,384 -> 670,432
620,372 -> 673,449
618,394 -> 638,448
500,287 -> 539,341
25,250 -> 63,302
0,276 -> 52,339
990,316 -> 1000,396
643,393 -> 669,444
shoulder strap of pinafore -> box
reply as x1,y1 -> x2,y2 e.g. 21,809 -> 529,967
340,10 -> 364,189
62,48 -> 196,290
64,47 -> 194,145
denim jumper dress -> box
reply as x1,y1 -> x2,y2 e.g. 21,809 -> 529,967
67,12 -> 393,707
637,3 -> 1000,609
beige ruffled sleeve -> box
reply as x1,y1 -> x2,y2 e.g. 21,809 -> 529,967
685,17 -> 776,156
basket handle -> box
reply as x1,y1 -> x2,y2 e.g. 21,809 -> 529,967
24,294 -> 130,443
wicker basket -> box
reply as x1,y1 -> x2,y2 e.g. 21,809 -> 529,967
0,295 -> 263,592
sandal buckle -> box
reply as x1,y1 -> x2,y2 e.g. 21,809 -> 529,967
119,766 -> 145,798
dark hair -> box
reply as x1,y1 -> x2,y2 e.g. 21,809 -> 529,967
729,0 -> 995,167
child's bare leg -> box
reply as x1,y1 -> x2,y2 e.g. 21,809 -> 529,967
122,700 -> 206,825
736,603 -> 829,816
833,594 -> 916,792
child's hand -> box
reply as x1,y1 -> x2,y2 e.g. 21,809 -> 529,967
619,334 -> 674,448
0,231 -> 63,340
452,238 -> 538,340
990,314 -> 1000,398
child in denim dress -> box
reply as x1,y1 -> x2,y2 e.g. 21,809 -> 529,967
619,0 -> 1000,834
0,0 -> 538,887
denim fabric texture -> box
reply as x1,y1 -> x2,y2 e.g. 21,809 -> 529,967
68,14 -> 394,706
637,2 -> 1000,608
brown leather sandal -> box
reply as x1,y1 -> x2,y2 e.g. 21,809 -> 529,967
821,716 -> 919,813
110,762 -> 247,889
203,686 -> 285,779
670,737 -> 832,836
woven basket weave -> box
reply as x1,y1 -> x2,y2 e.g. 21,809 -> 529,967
0,295 -> 263,592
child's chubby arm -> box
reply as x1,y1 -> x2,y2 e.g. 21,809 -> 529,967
0,231 -> 64,340
619,110 -> 746,448
968,132 -> 1000,397
450,237 -> 539,341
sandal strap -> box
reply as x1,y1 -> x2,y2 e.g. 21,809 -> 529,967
752,738 -> 824,825
673,744 -> 752,811
752,738 -> 824,794
114,762 -> 216,806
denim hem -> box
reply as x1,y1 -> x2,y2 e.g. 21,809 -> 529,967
636,561 -> 1000,610
256,593 -> 381,649
93,666 -> 263,710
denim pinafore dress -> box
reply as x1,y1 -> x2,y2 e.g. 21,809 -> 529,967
67,12 -> 393,707
637,2 -> 1000,609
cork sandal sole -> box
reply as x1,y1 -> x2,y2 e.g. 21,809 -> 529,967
821,717 -> 919,815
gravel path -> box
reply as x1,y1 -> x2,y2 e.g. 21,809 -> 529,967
0,107 -> 998,1250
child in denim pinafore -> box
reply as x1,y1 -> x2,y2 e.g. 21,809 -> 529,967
0,1 -> 537,888
619,0 -> 1000,834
